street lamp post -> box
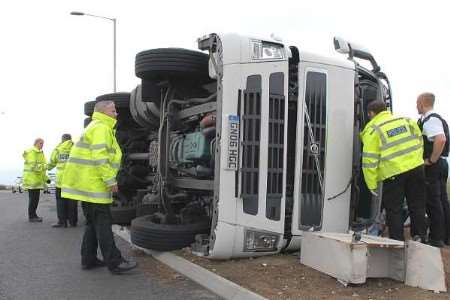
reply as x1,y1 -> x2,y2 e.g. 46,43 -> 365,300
70,11 -> 117,92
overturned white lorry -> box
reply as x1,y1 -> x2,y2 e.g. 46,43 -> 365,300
106,33 -> 392,259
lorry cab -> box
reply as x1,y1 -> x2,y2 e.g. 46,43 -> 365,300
128,32 -> 392,259
194,33 -> 391,259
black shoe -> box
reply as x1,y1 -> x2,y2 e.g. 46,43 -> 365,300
82,258 -> 106,270
29,217 -> 43,222
52,222 -> 67,228
428,240 -> 445,248
110,261 -> 138,274
69,223 -> 77,227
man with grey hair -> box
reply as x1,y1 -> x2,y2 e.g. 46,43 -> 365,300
62,100 -> 137,273
23,138 -> 48,222
417,92 -> 449,247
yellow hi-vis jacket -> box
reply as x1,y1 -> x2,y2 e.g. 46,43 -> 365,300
22,146 -> 47,190
61,112 -> 122,204
360,111 -> 424,190
47,140 -> 74,188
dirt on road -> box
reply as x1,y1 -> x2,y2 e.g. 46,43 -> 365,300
175,246 -> 449,300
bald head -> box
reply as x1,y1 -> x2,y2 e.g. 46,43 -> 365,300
94,100 -> 114,113
94,100 -> 117,119
417,92 -> 435,115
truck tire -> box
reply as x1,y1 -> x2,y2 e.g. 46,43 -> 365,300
111,206 -> 136,225
85,93 -> 132,116
95,92 -> 131,110
84,97 -> 136,128
130,85 -> 159,129
141,79 -> 162,104
115,130 -> 129,146
84,101 -> 96,116
130,215 -> 210,251
135,48 -> 210,82
96,92 -> 142,129
130,86 -> 147,128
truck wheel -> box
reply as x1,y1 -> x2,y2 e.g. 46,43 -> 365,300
96,92 -> 131,110
130,215 -> 210,251
141,79 -> 162,105
115,130 -> 129,146
96,92 -> 141,129
86,94 -> 132,117
111,205 -> 136,225
130,86 -> 147,128
130,85 -> 159,129
84,101 -> 96,116
135,48 -> 210,82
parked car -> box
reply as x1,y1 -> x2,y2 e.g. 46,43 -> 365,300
43,173 -> 56,194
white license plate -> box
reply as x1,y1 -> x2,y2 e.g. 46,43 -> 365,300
226,115 -> 240,170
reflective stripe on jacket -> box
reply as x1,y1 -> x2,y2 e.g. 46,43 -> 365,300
47,140 -> 74,187
61,112 -> 122,204
360,111 -> 424,190
22,146 -> 47,189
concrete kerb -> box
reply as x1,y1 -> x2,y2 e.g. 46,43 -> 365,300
112,225 -> 267,300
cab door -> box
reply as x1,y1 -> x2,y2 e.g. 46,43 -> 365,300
291,61 -> 355,237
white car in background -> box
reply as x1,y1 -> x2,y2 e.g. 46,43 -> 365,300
44,173 -> 56,194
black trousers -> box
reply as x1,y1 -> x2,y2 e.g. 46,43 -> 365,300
440,159 -> 450,243
425,161 -> 446,242
81,202 -> 123,270
382,165 -> 427,241
55,188 -> 78,225
28,189 -> 41,218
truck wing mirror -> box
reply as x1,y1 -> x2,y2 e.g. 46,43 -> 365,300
333,37 -> 350,54
333,37 -> 380,73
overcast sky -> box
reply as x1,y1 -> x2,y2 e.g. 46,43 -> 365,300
0,0 -> 449,184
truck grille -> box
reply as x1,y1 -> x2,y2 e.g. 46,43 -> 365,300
241,75 -> 262,215
266,73 -> 285,221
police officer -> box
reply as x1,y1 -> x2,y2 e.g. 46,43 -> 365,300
48,133 -> 77,228
61,101 -> 137,273
23,138 -> 48,222
361,100 -> 426,242
417,92 -> 449,247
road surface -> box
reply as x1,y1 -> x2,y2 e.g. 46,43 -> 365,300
0,191 -> 219,300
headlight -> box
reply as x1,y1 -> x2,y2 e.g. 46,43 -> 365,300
244,229 -> 279,252
251,40 -> 285,60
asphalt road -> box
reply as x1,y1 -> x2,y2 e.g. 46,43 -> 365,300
0,191 -> 219,300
